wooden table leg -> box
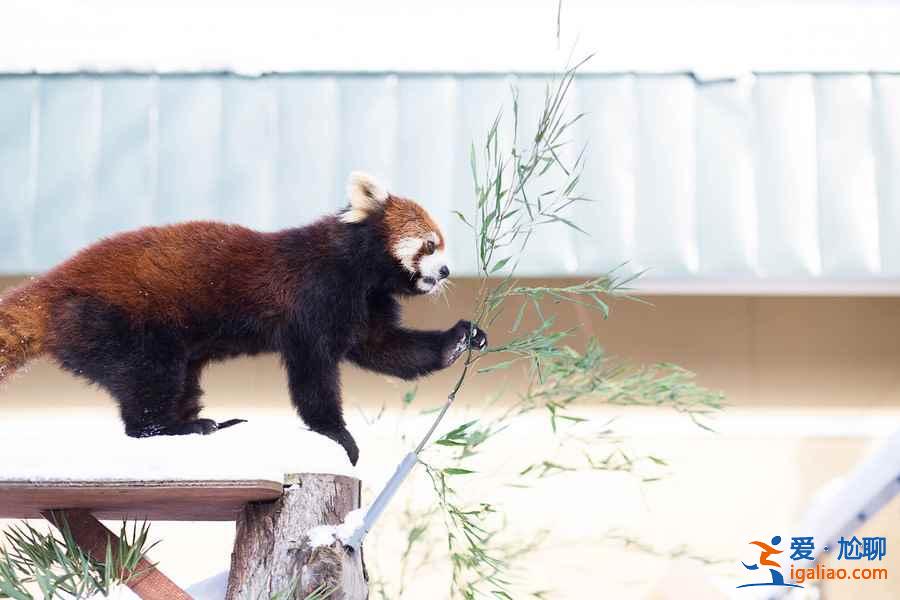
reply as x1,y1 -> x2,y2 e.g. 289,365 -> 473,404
42,509 -> 191,600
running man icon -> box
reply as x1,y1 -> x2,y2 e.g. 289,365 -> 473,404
737,536 -> 803,589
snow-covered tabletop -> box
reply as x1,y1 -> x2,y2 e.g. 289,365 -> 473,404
0,415 -> 357,520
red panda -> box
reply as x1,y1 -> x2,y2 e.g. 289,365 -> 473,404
0,173 -> 487,465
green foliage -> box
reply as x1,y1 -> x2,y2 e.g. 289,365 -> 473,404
408,55 -> 725,599
602,532 -> 732,567
293,583 -> 334,600
0,519 -> 154,599
0,520 -> 331,599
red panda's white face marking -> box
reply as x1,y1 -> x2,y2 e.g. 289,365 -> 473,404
393,230 -> 450,294
341,172 -> 450,295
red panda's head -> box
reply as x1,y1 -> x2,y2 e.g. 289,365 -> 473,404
340,172 -> 450,295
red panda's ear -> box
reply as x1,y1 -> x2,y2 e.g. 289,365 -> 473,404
340,172 -> 389,223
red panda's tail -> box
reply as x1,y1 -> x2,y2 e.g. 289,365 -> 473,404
0,281 -> 49,384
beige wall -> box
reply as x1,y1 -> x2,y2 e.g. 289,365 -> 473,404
5,275 -> 900,411
2,275 -> 900,599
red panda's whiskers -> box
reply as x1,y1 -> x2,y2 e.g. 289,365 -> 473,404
438,284 -> 452,308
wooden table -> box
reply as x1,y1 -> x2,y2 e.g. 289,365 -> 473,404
0,479 -> 284,521
0,478 -> 284,599
0,475 -> 366,600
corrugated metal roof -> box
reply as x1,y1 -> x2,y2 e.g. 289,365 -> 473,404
1,72 -> 899,293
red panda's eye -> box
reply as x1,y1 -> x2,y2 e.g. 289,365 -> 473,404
425,240 -> 436,255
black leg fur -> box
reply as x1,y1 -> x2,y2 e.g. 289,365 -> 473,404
348,327 -> 447,379
348,294 -> 488,380
283,348 -> 358,465
176,359 -> 206,422
175,359 -> 247,433
48,297 -> 244,438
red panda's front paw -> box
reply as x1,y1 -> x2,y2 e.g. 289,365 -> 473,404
320,427 -> 360,465
444,320 -> 488,366
468,324 -> 488,351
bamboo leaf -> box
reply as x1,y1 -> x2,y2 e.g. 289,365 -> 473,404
402,387 -> 417,406
511,301 -> 528,333
443,468 -> 476,476
452,210 -> 474,229
490,257 -> 511,274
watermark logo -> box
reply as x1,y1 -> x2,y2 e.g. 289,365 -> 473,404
737,535 -> 888,589
737,535 -> 803,589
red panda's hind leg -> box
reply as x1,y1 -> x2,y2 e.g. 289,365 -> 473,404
116,355 -> 246,437
49,295 -> 246,437
113,361 -> 194,438
120,362 -> 244,437
47,295 -> 234,438
47,296 -> 188,436
119,369 -> 241,437
172,358 -> 247,434
175,359 -> 207,423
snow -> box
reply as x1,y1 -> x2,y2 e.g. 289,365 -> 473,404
0,413 -> 362,599
84,581 -> 229,600
306,508 -> 367,548
2,0 -> 900,75
0,414 -> 356,482
185,570 -> 230,600
307,525 -> 341,548
73,570 -> 228,599
178,507 -> 367,600
82,587 -> 140,600
159,507 -> 367,600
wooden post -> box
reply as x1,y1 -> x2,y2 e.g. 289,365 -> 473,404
42,509 -> 191,600
226,473 -> 367,600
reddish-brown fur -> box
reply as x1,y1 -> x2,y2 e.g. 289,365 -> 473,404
44,222 -> 284,325
0,282 -> 50,379
0,222 -> 291,380
382,196 -> 445,251
0,181 -> 485,464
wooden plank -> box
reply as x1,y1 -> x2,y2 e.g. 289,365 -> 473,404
0,479 -> 283,521
43,509 -> 191,600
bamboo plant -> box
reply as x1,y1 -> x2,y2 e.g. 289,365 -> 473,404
391,58 -> 726,599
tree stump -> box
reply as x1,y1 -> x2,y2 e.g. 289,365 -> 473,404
226,473 -> 367,600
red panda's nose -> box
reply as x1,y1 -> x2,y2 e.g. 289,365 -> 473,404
439,266 -> 450,280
